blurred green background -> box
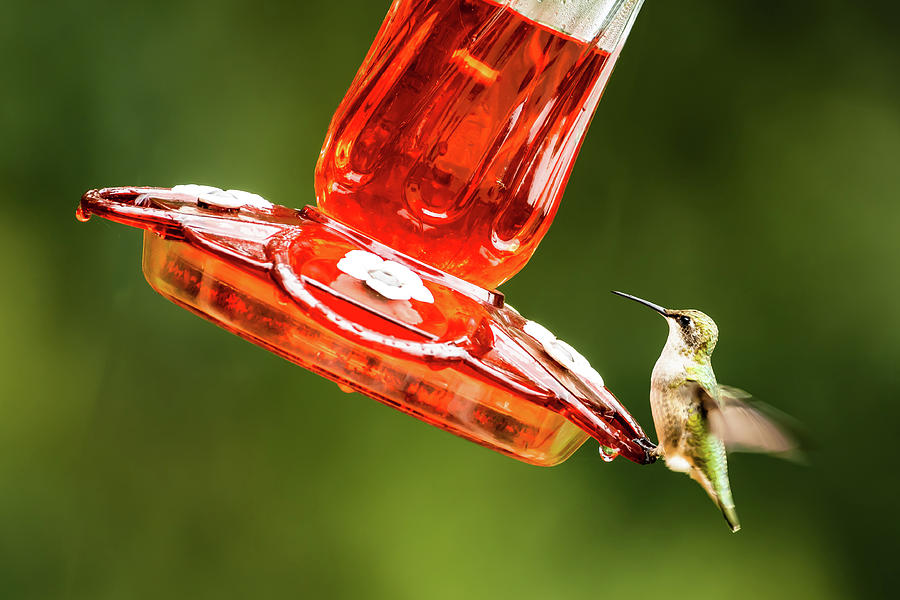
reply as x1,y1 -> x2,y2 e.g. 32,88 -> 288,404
2,0 -> 899,598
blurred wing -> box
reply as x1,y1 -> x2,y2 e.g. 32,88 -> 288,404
695,384 -> 802,458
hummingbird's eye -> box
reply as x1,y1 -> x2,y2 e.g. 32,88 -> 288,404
678,316 -> 692,328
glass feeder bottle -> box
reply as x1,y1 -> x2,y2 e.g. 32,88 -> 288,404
317,0 -> 645,289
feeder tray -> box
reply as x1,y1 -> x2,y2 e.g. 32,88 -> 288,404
78,186 -> 655,466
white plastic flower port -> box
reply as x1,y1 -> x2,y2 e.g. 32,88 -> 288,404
337,250 -> 434,303
171,184 -> 273,210
524,320 -> 605,388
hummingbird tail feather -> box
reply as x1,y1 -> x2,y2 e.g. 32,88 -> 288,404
693,467 -> 741,532
720,502 -> 741,533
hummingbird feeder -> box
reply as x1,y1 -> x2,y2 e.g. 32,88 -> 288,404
77,0 -> 656,466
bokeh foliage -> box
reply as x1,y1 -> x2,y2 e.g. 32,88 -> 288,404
2,0 -> 899,598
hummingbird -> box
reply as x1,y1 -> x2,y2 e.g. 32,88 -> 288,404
612,291 -> 798,533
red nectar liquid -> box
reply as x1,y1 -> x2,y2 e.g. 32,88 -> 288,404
316,0 -> 614,289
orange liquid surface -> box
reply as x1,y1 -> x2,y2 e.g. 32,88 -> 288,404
316,0 -> 612,288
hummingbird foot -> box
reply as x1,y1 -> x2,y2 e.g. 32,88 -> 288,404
632,437 -> 659,464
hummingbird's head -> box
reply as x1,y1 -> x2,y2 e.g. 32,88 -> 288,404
664,308 -> 718,357
611,292 -> 719,358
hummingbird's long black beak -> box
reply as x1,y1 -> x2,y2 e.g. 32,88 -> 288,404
611,291 -> 669,316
